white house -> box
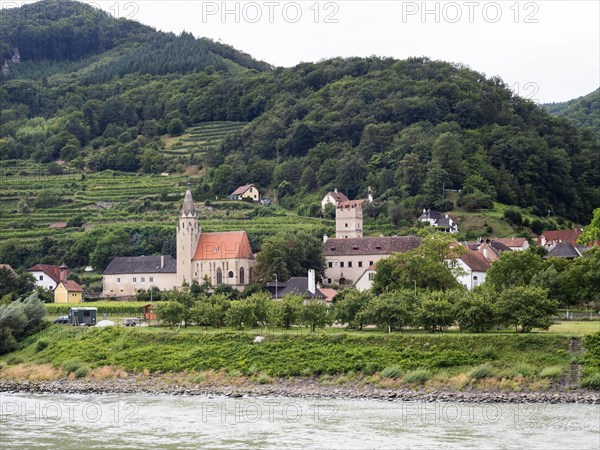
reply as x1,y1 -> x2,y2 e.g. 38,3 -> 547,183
321,189 -> 349,211
448,250 -> 491,290
354,265 -> 376,292
27,264 -> 69,291
418,209 -> 458,233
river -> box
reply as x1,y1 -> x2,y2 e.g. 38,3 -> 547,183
1,393 -> 599,449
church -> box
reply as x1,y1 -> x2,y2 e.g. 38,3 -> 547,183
102,187 -> 254,297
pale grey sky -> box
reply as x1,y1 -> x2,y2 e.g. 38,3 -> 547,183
16,1 -> 600,102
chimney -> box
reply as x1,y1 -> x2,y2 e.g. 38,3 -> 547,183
323,234 -> 328,243
59,264 -> 68,282
334,188 -> 338,193
161,255 -> 164,268
308,269 -> 316,295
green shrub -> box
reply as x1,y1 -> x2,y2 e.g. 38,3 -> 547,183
6,355 -> 24,365
540,366 -> 564,379
380,365 -> 403,379
74,366 -> 89,379
257,373 -> 272,384
404,369 -> 431,385
510,363 -> 535,378
63,359 -> 84,374
469,364 -> 495,380
35,339 -> 50,353
581,373 -> 600,390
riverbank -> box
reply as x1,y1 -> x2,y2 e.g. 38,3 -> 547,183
1,373 -> 599,404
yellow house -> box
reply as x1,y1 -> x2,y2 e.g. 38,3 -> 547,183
230,184 -> 260,202
54,280 -> 84,303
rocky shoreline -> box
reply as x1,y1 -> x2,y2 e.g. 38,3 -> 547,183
1,377 -> 598,404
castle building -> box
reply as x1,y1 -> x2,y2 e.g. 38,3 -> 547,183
103,187 -> 254,296
323,196 -> 420,287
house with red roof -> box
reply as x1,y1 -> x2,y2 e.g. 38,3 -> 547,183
538,228 -> 583,247
449,249 -> 492,290
28,263 -> 70,290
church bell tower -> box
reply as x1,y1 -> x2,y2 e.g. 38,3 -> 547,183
176,185 -> 200,287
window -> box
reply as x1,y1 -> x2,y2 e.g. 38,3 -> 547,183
358,261 -> 363,268
133,277 -> 137,282
117,278 -> 121,283
327,278 -> 331,284
368,273 -> 374,281
141,277 -> 145,283
149,277 -> 154,282
194,271 -> 198,277
348,261 -> 353,268
216,268 -> 223,285
39,275 -> 43,281
345,223 -> 348,228
369,261 -> 374,266
473,276 -> 478,280
228,271 -> 234,278
340,262 -> 344,268
240,267 -> 245,284
328,262 -> 333,268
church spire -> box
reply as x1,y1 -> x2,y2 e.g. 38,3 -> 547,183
181,183 -> 196,217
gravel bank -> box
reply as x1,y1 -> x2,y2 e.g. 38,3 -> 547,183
1,377 -> 598,404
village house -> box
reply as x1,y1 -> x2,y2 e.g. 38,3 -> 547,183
538,228 -> 583,247
418,209 -> 459,233
492,237 -> 529,252
354,265 -> 376,292
267,269 -> 336,302
321,189 -> 349,211
323,196 -> 421,286
28,263 -> 70,290
54,279 -> 84,303
102,255 -> 177,297
449,249 -> 491,290
228,184 -> 260,202
544,242 -> 588,259
103,187 -> 254,297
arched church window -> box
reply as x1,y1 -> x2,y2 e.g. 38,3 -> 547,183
228,271 -> 234,279
216,268 -> 223,285
240,267 -> 245,284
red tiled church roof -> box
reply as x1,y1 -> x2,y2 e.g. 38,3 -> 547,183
193,231 -> 254,260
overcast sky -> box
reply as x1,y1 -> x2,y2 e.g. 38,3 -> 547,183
20,1 -> 600,103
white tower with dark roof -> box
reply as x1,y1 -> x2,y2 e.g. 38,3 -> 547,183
176,186 -> 200,287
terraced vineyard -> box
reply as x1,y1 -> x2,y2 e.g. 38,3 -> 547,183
0,161 -> 331,250
162,122 -> 247,167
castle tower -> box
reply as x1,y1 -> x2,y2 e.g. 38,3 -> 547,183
336,200 -> 364,239
176,187 -> 200,286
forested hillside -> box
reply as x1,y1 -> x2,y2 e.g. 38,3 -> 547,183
543,89 -> 600,139
1,0 -> 598,225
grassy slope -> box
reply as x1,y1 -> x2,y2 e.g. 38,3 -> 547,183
2,326 -> 591,385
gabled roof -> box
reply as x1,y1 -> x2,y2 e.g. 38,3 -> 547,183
324,236 -> 421,256
545,242 -> 584,259
193,231 -> 254,261
459,250 -> 491,272
324,191 -> 349,203
319,288 -> 338,303
493,237 -> 528,248
539,228 -> 582,246
489,241 -> 512,253
0,264 -> 17,278
231,184 -> 255,196
103,256 -> 177,275
27,264 -> 63,283
419,209 -> 444,220
278,277 -> 325,299
59,280 -> 84,292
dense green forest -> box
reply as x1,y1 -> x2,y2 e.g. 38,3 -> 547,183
1,0 -> 599,226
543,88 -> 600,140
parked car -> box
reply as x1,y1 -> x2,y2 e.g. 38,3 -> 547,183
122,318 -> 141,327
53,315 -> 69,324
